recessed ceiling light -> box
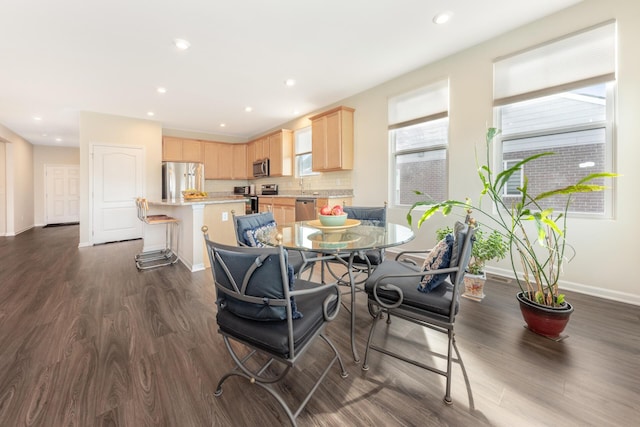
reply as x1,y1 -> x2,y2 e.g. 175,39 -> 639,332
147,111 -> 155,117
433,11 -> 453,25
157,87 -> 167,94
55,137 -> 62,142
292,109 -> 300,115
173,38 -> 191,50
245,106 -> 253,112
220,123 -> 226,127
42,133 -> 47,136
33,116 -> 42,121
284,78 -> 296,87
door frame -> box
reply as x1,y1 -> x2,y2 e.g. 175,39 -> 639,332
88,143 -> 145,245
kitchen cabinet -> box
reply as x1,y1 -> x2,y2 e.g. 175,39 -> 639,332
259,197 -> 295,224
162,137 -> 204,162
254,136 -> 269,161
204,142 -> 248,180
232,144 -> 248,179
267,130 -> 293,177
309,106 -> 354,172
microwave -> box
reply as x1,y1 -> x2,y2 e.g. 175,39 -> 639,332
252,158 -> 269,178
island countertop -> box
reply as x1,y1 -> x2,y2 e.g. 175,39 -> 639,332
149,197 -> 246,207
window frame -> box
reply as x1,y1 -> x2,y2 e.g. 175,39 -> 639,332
294,126 -> 317,178
494,81 -> 616,219
389,113 -> 449,208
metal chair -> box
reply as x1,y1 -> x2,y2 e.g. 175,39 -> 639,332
362,219 -> 476,404
231,210 -> 316,279
203,228 -> 347,426
321,203 -> 387,287
134,197 -> 180,270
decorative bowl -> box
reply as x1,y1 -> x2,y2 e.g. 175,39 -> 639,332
318,213 -> 348,226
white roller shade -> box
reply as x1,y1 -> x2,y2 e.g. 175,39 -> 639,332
494,21 -> 616,106
388,79 -> 449,127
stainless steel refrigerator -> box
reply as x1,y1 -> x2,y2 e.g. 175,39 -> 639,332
162,162 -> 205,200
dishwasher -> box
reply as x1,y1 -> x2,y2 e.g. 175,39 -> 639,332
295,198 -> 317,221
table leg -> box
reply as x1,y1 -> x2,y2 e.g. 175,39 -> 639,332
347,252 -> 360,363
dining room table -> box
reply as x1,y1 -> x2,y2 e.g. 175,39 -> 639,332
257,218 -> 415,363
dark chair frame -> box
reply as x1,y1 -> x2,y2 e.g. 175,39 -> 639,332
361,221 -> 476,405
203,230 -> 347,426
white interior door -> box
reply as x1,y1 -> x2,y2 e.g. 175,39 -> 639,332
92,145 -> 143,244
45,165 -> 80,224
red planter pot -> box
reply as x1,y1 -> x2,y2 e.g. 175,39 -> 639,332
516,291 -> 574,339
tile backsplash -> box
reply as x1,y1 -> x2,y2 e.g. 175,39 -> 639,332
204,170 -> 353,194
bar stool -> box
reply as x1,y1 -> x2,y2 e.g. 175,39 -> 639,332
135,197 -> 180,270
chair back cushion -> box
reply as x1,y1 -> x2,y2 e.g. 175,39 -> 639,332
418,234 -> 454,292
448,221 -> 469,283
343,206 -> 386,226
234,212 -> 276,247
207,241 -> 302,321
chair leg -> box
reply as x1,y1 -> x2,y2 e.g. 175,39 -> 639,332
444,329 -> 455,405
361,310 -> 384,371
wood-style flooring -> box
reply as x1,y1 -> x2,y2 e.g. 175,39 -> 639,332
0,225 -> 638,426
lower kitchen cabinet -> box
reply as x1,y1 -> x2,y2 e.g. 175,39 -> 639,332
258,197 -> 295,224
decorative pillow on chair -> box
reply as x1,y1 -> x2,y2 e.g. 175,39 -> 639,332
418,234 -> 454,292
245,221 -> 277,247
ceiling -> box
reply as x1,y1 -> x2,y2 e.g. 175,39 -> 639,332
0,0 -> 582,147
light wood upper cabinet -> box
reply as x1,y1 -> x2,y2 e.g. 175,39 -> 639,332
232,144 -> 248,179
204,142 -> 221,179
162,137 -> 204,162
217,143 -> 234,179
309,106 -> 354,172
268,130 -> 293,177
204,142 -> 248,180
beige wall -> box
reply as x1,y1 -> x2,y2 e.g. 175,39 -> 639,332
33,146 -> 80,226
0,123 -> 34,235
268,0 -> 640,303
79,112 -> 162,246
0,142 -> 5,235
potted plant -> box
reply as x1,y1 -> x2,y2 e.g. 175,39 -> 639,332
408,127 -> 618,339
436,223 -> 508,301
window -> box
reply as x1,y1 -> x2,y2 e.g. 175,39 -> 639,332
295,126 -> 316,177
389,80 -> 449,206
494,22 -> 616,216
503,159 -> 522,196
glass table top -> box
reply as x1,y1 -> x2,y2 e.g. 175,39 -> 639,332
258,221 -> 415,253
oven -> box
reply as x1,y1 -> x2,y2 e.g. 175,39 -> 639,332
234,186 -> 258,214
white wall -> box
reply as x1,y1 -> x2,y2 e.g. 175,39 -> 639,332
79,112 -> 162,246
33,146 -> 80,226
0,123 -> 34,235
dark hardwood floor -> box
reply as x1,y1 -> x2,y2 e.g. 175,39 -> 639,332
1,225 -> 638,426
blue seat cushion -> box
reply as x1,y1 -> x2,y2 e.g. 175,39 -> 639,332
365,260 -> 458,318
217,280 -> 338,358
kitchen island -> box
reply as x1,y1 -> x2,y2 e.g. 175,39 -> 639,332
145,197 -> 245,272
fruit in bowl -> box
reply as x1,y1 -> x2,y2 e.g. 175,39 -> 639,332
318,205 -> 348,226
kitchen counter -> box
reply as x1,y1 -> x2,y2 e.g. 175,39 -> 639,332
257,193 -> 353,199
145,198 -> 246,272
152,196 -> 246,206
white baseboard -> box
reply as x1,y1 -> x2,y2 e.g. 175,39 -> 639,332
385,248 -> 640,307
484,266 -> 640,307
